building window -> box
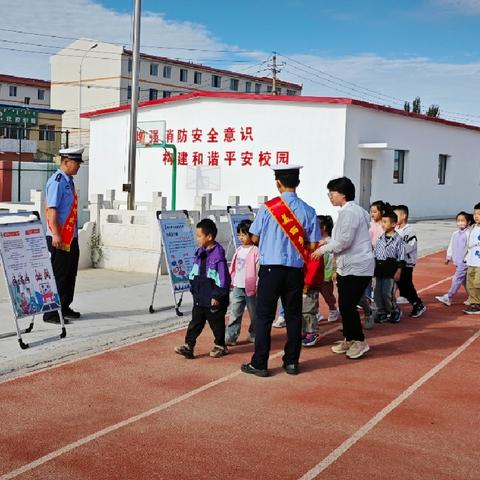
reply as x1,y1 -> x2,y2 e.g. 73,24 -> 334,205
180,69 -> 188,82
287,89 -> 296,96
275,88 -> 282,95
38,89 -> 45,100
9,86 -> 17,97
127,58 -> 132,73
194,72 -> 202,85
212,75 -> 222,88
39,125 -> 55,142
149,89 -> 158,101
127,85 -> 132,100
230,79 -> 239,91
150,63 -> 159,76
163,65 -> 172,78
255,83 -> 261,94
266,85 -> 273,93
24,97 -> 30,105
393,150 -> 406,184
163,91 -> 171,98
245,82 -> 251,93
438,154 -> 448,185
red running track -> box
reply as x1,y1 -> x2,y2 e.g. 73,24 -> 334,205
0,251 -> 479,479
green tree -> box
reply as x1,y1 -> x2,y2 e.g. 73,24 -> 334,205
412,97 -> 421,114
426,104 -> 440,118
404,101 -> 411,112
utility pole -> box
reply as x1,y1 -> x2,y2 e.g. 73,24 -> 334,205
272,52 -> 278,95
126,0 -> 142,210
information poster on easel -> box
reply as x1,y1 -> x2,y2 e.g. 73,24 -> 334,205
0,221 -> 60,319
159,217 -> 197,293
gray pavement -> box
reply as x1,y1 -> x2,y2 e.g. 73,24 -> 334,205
0,219 -> 455,380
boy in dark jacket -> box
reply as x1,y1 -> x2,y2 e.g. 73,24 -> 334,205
175,219 -> 231,359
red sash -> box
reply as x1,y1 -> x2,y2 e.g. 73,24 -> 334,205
265,196 -> 308,262
47,188 -> 78,252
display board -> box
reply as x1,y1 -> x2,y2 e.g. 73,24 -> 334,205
159,216 -> 196,293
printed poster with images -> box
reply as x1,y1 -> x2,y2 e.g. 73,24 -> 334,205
0,221 -> 60,319
159,218 -> 196,293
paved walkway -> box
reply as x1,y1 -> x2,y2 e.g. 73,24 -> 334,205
0,219 -> 454,379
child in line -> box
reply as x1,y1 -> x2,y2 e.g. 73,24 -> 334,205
302,220 -> 325,347
373,210 -> 405,324
463,203 -> 480,315
317,215 -> 340,322
175,219 -> 231,359
370,200 -> 386,248
436,211 -> 473,307
226,220 -> 259,345
394,205 -> 426,318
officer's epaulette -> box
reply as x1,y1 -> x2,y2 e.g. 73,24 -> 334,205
55,173 -> 62,182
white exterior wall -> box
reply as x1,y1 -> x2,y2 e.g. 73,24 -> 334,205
50,39 -> 123,151
0,82 -> 50,108
344,106 -> 480,218
88,98 -> 347,217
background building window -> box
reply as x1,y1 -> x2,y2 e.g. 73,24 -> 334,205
163,91 -> 171,98
212,75 -> 222,88
39,125 -> 55,142
163,65 -> 172,78
438,154 -> 449,185
180,69 -> 188,82
287,89 -> 296,96
255,83 -> 261,94
150,63 -> 158,76
393,150 -> 406,184
127,59 -> 132,73
127,85 -> 132,100
9,86 -> 17,97
194,72 -> 202,84
38,89 -> 45,100
24,97 -> 30,105
245,82 -> 251,93
230,79 -> 239,91
266,85 -> 273,93
149,89 -> 158,101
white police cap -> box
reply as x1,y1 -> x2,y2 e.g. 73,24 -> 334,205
270,164 -> 303,171
59,146 -> 84,162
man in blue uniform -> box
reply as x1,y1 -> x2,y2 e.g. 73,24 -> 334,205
43,147 -> 83,324
241,165 -> 320,377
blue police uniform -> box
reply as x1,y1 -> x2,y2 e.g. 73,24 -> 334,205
45,170 -> 78,238
43,147 -> 83,324
245,167 -> 320,374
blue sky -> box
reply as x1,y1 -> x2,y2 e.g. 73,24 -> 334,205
1,0 -> 479,123
100,0 -> 479,62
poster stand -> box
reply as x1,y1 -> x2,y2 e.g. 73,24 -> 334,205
226,205 -> 255,259
149,210 -> 196,317
0,212 -> 66,349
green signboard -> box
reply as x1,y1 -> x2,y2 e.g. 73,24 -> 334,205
0,107 -> 38,126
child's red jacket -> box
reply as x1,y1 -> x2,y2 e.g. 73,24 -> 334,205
303,250 -> 324,290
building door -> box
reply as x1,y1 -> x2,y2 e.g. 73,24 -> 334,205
359,159 -> 373,211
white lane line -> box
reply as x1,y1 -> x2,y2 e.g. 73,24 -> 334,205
0,325 -> 341,479
298,328 -> 480,480
418,275 -> 453,294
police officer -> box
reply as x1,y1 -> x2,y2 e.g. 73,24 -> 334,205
43,147 -> 83,324
241,165 -> 320,377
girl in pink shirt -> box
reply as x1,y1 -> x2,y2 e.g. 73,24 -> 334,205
226,219 -> 259,345
369,200 -> 386,247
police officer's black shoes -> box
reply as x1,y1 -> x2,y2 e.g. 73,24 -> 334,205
241,363 -> 269,377
62,307 -> 81,319
282,363 -> 299,375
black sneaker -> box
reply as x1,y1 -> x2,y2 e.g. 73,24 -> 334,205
174,344 -> 194,359
374,313 -> 388,324
43,312 -> 70,324
463,304 -> 480,315
62,307 -> 81,319
240,363 -> 269,377
411,303 -> 427,318
388,309 -> 403,324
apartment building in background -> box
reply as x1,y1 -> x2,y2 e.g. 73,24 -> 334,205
50,38 -> 303,154
0,74 -> 50,108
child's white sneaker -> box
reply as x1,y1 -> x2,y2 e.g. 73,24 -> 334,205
273,315 -> 286,328
396,296 -> 409,304
435,294 -> 451,306
327,310 -> 340,322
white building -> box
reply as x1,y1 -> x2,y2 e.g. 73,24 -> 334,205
0,74 -> 50,108
51,38 -> 302,152
82,92 -> 480,219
